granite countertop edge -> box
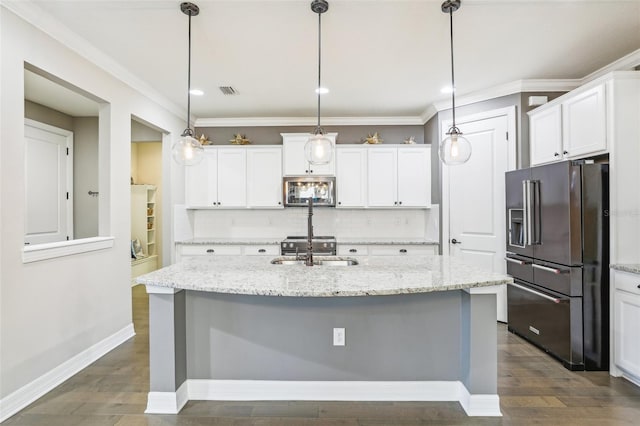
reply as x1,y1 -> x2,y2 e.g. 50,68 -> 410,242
611,264 -> 640,275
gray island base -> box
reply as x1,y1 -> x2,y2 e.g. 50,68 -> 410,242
138,255 -> 512,417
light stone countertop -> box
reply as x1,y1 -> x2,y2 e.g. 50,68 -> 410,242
611,264 -> 640,275
138,255 -> 512,297
176,238 -> 438,246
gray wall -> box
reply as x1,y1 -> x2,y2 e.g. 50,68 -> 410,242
24,101 -> 100,239
195,124 -> 425,145
186,291 -> 462,381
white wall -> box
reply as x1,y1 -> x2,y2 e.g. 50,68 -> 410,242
187,207 -> 439,242
0,5 -> 185,408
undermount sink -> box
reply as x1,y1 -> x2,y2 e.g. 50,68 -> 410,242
271,257 -> 358,266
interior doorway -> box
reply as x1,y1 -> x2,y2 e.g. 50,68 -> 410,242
130,118 -> 164,284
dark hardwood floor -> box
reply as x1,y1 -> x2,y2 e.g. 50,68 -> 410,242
5,285 -> 640,425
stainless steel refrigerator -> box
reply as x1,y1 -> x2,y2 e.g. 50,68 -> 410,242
505,160 -> 609,371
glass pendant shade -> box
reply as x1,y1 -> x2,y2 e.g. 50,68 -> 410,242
305,133 -> 333,165
172,133 -> 204,166
439,128 -> 471,166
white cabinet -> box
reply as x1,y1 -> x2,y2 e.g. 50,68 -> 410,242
529,82 -> 607,166
367,146 -> 431,208
613,270 -> 640,383
530,104 -> 562,165
185,147 -> 246,208
336,146 -> 367,208
338,244 -> 438,258
562,84 -> 606,158
176,244 -> 279,261
282,133 -> 336,176
246,147 -> 283,208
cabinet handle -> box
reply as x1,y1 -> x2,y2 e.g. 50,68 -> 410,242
398,201 -> 402,205
258,249 -> 266,253
206,249 -> 215,254
278,201 -> 282,205
305,170 -> 309,173
399,249 -> 408,254
554,152 -> 560,157
218,202 -> 221,205
394,201 -> 398,205
563,150 -> 568,155
310,170 -> 314,173
349,248 -> 357,253
637,284 -> 640,289
338,201 -> 342,205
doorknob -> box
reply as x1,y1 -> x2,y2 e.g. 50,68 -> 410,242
451,238 -> 462,244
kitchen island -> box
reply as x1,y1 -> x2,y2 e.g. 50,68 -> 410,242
138,255 -> 511,417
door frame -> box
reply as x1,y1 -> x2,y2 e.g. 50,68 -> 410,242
24,118 -> 74,244
440,106 -> 517,256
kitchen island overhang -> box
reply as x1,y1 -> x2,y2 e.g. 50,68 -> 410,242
138,255 -> 511,417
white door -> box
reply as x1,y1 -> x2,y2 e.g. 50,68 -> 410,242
24,120 -> 73,245
246,147 -> 283,208
443,107 -> 516,322
336,146 -> 367,207
367,147 -> 397,207
397,146 -> 431,208
217,148 -> 247,207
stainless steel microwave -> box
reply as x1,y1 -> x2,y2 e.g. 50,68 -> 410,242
283,176 -> 335,207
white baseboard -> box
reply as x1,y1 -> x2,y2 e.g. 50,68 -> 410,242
145,381 -> 189,414
459,386 -> 502,417
0,323 -> 135,423
144,380 -> 501,417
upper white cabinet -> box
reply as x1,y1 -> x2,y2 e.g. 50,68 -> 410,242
530,104 -> 562,165
562,84 -> 606,158
246,147 -> 283,208
367,145 -> 431,208
185,146 -> 246,208
282,133 -> 336,176
336,146 -> 367,208
529,82 -> 607,166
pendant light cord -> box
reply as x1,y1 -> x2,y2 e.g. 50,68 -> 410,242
449,8 -> 456,130
316,11 -> 322,131
185,11 -> 193,136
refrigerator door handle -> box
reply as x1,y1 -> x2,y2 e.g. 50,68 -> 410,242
532,263 -> 568,275
509,282 -> 562,304
505,257 -> 532,265
523,180 -> 531,246
531,180 -> 541,245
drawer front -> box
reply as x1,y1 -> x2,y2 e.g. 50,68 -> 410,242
532,260 -> 583,297
337,246 -> 369,256
614,270 -> 640,296
369,245 -> 437,256
505,254 -> 533,283
180,245 -> 242,256
244,245 -> 279,256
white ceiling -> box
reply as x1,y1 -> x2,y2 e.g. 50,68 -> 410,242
16,0 -> 640,120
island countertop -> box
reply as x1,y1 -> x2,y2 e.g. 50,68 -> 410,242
137,255 -> 512,297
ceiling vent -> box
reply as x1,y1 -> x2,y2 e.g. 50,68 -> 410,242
219,86 -> 238,95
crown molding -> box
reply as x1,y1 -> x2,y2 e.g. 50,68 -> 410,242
420,104 -> 438,124
194,116 -> 424,128
581,47 -> 640,84
2,0 -> 187,122
432,79 -> 581,112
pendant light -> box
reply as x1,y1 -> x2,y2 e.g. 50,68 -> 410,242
439,0 -> 471,166
305,0 -> 333,166
171,2 -> 204,166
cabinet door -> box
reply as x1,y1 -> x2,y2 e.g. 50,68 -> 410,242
247,147 -> 283,208
217,148 -> 246,207
562,84 -> 607,158
530,104 -> 562,166
397,147 -> 430,208
185,149 -> 217,207
615,290 -> 640,378
336,146 -> 367,207
282,135 -> 310,176
367,147 -> 397,207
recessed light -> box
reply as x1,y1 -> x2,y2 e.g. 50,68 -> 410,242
189,89 -> 204,96
315,87 -> 329,94
440,86 -> 455,94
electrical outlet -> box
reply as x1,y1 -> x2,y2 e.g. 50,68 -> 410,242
333,327 -> 345,346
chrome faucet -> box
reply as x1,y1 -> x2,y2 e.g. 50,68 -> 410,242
306,197 -> 314,266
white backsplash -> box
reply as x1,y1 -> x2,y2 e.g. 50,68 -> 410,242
177,206 -> 439,241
